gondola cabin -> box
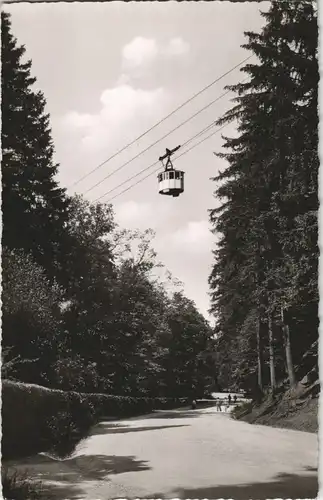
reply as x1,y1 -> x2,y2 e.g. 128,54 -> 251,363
158,169 -> 184,197
157,145 -> 184,198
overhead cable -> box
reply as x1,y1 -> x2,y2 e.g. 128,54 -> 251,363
68,54 -> 253,191
100,121 -> 229,203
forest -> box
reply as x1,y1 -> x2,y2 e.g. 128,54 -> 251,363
1,10 -> 216,404
2,0 -> 319,420
1,4 -> 319,498
209,0 -> 319,398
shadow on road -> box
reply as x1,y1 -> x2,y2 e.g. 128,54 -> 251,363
151,470 -> 318,499
10,453 -> 151,499
90,423 -> 189,437
148,410 -> 205,420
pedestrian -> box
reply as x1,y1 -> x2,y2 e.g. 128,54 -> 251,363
233,395 -> 237,404
217,399 -> 222,412
228,394 -> 232,405
191,399 -> 197,410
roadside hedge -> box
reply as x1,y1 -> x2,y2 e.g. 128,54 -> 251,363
2,380 -> 187,460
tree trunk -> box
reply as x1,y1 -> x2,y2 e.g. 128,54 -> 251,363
256,316 -> 264,392
281,306 -> 296,387
268,311 -> 276,391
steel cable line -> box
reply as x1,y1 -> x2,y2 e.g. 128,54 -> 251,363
68,54 -> 253,191
83,86 -> 235,197
93,76 -> 248,202
100,121 -> 230,204
108,126 -> 226,203
87,77 -> 248,200
94,119 -> 220,203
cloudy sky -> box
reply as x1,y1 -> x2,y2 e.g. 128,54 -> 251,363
6,1 -> 269,323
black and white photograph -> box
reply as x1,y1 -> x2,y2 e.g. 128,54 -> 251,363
1,1 -> 319,499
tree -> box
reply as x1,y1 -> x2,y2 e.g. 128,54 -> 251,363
2,248 -> 63,385
59,195 -> 116,302
1,11 -> 69,282
2,13 -> 218,402
99,228 -> 174,396
52,354 -> 101,392
59,195 -> 116,387
162,293 -> 215,399
209,0 -> 318,394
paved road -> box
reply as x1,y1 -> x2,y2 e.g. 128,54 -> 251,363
9,407 -> 318,499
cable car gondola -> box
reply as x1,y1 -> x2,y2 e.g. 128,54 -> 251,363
157,145 -> 184,198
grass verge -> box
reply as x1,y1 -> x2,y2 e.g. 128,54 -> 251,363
230,401 -> 253,420
2,468 -> 43,500
231,383 -> 318,433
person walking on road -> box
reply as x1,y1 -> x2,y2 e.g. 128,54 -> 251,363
216,399 -> 222,412
228,394 -> 232,405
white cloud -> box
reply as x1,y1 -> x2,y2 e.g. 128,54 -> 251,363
114,200 -> 172,230
99,84 -> 162,124
61,36 -> 190,152
62,83 -> 166,151
163,37 -> 190,57
122,37 -> 158,69
162,220 -> 215,254
116,73 -> 131,85
63,111 -> 98,130
121,36 -> 190,70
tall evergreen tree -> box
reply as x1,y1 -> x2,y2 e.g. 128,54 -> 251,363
209,0 -> 318,394
1,11 -> 69,281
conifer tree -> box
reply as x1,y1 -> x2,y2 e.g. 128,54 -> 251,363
1,11 -> 69,281
209,0 -> 318,393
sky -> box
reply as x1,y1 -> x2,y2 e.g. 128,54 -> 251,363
6,1 -> 270,323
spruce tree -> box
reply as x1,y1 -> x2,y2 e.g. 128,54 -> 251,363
1,11 -> 69,281
209,1 -> 318,393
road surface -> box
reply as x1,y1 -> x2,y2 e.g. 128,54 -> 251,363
8,407 -> 318,499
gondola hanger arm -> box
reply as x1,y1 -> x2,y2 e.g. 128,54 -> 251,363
158,145 -> 181,162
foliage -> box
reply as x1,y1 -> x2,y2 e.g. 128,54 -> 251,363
1,10 -> 217,460
209,1 -> 318,395
2,247 -> 63,384
51,354 -> 101,393
1,380 -> 187,461
44,393 -> 98,458
230,401 -> 253,420
162,292 -> 216,398
2,468 -> 43,500
1,11 -> 70,282
59,194 -> 116,298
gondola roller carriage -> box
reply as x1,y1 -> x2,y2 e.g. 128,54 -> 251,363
157,145 -> 184,198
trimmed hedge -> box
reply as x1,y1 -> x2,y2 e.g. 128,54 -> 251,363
2,380 -> 187,460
